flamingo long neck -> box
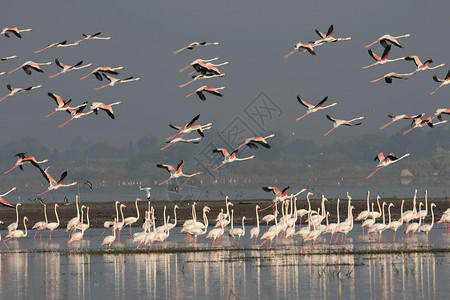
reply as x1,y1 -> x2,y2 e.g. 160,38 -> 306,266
120,205 -> 125,223
135,199 -> 140,220
202,209 -> 208,234
413,190 -> 417,213
388,205 -> 392,226
44,204 -> 48,223
115,202 -> 119,222
173,206 -> 178,226
424,190 -> 428,216
80,209 -> 85,234
76,195 -> 80,219
377,197 -> 381,215
230,210 -> 234,230
337,199 -> 340,224
371,203 -> 375,221
112,219 -> 117,238
382,203 -> 385,225
431,205 -> 435,227
86,208 -> 90,229
307,194 -> 311,212
163,206 -> 167,228
165,216 -> 170,237
55,205 -> 60,227
366,191 -> 370,211
23,217 -> 28,237
418,204 -> 422,226
15,204 -> 20,224
256,206 -> 260,230
400,201 -> 404,222
241,217 -> 245,235
322,197 -> 326,217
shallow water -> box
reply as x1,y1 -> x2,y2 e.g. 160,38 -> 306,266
1,225 -> 450,299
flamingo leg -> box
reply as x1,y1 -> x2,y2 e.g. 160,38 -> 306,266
7,66 -> 23,75
157,177 -> 173,186
48,72 -> 63,79
323,127 -> 336,136
430,85 -> 444,96
0,94 -> 10,102
164,132 -> 184,141
94,84 -> 109,91
212,163 -> 226,171
178,80 -> 194,88
362,63 -> 377,69
4,165 -> 18,174
378,121 -> 394,130
36,189 -> 50,197
44,110 -> 59,118
282,50 -> 297,59
159,143 -> 173,151
49,231 -> 52,243
295,112 -> 310,121
402,127 -> 416,135
178,65 -> 191,73
365,167 -> 382,179
33,48 -> 48,54
58,118 -> 74,128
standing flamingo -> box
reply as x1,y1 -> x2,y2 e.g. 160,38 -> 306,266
430,69 -> 450,95
7,61 -> 52,75
368,202 -> 388,243
102,201 -> 120,236
362,45 -> 405,69
33,40 -> 79,53
90,101 -> 121,119
66,195 -> 81,237
172,41 -> 219,54
365,33 -> 411,48
7,203 -> 22,232
79,66 -> 124,81
32,203 -> 48,241
114,204 -> 127,243
58,103 -> 94,128
404,56 -> 445,75
370,72 -> 411,84
212,148 -> 255,171
76,32 -> 111,43
123,198 -> 142,239
323,115 -> 364,136
366,152 -> 410,179
236,134 -> 276,150
418,203 -> 436,241
157,160 -> 203,185
94,74 -> 140,90
283,42 -> 316,59
3,216 -> 28,250
0,84 -> 42,102
101,219 -> 117,248
48,59 -> 92,79
388,200 -> 404,243
0,27 -> 32,38
69,206 -> 86,247
249,205 -> 261,244
295,96 -> 337,121
45,204 -> 60,243
185,86 -> 225,100
36,167 -> 77,196
379,113 -> 424,130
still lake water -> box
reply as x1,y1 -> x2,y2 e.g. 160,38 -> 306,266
1,225 -> 450,299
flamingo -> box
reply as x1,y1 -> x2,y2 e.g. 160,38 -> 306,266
362,45 -> 405,69
404,56 -> 445,75
430,69 -> 450,95
69,206 -> 87,246
45,204 -> 60,243
79,66 -> 124,81
94,74 -> 140,90
165,114 -> 212,140
434,108 -> 450,121
157,160 -> 203,185
114,204 -> 127,243
323,115 -> 364,136
36,166 -> 77,196
66,195 -> 81,237
1,55 -> 17,62
417,190 -> 429,221
0,84 -> 42,102
75,205 -> 90,233
325,200 -> 340,244
4,155 -> 47,174
370,72 -> 411,84
249,205 -> 261,244
139,186 -> 151,200
229,213 -> 246,246
90,101 -> 121,119
7,61 -> 52,75
402,116 -> 447,135
403,190 -> 418,232
260,209 -> 278,248
7,203 -> 22,232
101,219 -> 117,248
44,92 -> 78,118
186,206 -> 210,246
178,73 -> 225,88
418,203 -> 436,241
0,27 -> 32,38
362,203 -> 376,236
58,102 -> 94,128
3,216 -> 28,250
165,205 -> 179,232
76,32 -> 111,43
283,42 -> 316,59
355,191 -> 371,222
236,134 -> 276,150
365,33 -> 411,48
179,57 -> 220,73
32,203 -> 48,241
102,201 -> 120,236
48,59 -> 92,79
172,41 -> 219,54
187,61 -> 229,76
365,152 -> 410,179
185,86 -> 225,101
405,202 -> 423,239
33,40 -> 79,53
379,113 -> 424,130
295,96 -> 337,121
215,198 -> 234,228
207,220 -> 225,247
312,24 -> 352,45
368,202 -> 388,243
123,198 -> 142,239
388,200 -> 404,243
154,215 -> 170,248
212,148 -> 255,171
160,137 -> 202,151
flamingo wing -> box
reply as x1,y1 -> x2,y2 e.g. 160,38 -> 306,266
0,197 -> 13,208
326,24 -> 334,37
381,45 -> 391,60
368,49 -> 380,61
55,59 -> 64,69
326,114 -> 337,122
314,96 -> 329,109
213,148 -> 229,157
157,164 -> 175,173
48,92 -> 64,106
57,171 -> 68,185
262,186 -> 281,195
296,96 -> 313,109
186,114 -> 200,128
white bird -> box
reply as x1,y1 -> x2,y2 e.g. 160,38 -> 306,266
295,96 -> 337,121
3,216 -> 28,250
8,203 -> 22,232
94,74 -> 140,90
33,40 -> 79,53
7,61 -> 52,75
1,27 -> 32,38
212,148 -> 255,171
365,33 -> 411,48
160,137 -> 202,151
48,59 -> 92,79
363,45 -> 405,69
0,84 -> 42,102
123,198 -> 142,239
366,152 -> 410,179
157,160 -> 203,186
173,41 -> 219,54
76,32 -> 111,43
139,186 -> 152,200
249,205 -> 261,244
323,115 -> 364,136
101,219 -> 117,248
45,204 -> 60,243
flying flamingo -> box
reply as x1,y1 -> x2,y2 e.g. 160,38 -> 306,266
44,92 -> 79,118
32,203 -> 48,241
0,27 -> 32,38
79,66 -> 124,80
172,41 -> 219,54
0,84 -> 42,102
123,198 -> 142,239
165,114 -> 212,140
76,32 -> 111,43
33,40 -> 79,53
157,160 -> 203,186
212,148 -> 255,171
0,187 -> 17,208
94,74 -> 140,90
36,167 -> 77,196
402,116 -> 447,135
178,57 -> 220,73
430,69 -> 450,95
160,137 -> 202,151
4,155 -> 48,174
48,59 -> 92,79
283,42 -> 316,59
7,61 -> 52,75
90,101 -> 122,119
262,186 -> 291,204
7,203 -> 21,232
312,24 -> 352,45
185,86 -> 225,100
236,134 -> 276,150
45,204 -> 60,243
187,61 -> 229,76
178,73 -> 225,88
295,96 -> 337,121
362,45 -> 405,69
365,33 -> 411,48
365,152 -> 410,179
404,56 -> 445,75
58,102 -> 94,128
323,115 -> 364,136
370,72 -> 411,84
3,216 -> 28,250
1,55 -> 17,61
435,108 -> 450,121
378,113 -> 424,130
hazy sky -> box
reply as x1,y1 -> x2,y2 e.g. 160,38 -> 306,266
1,0 -> 450,151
